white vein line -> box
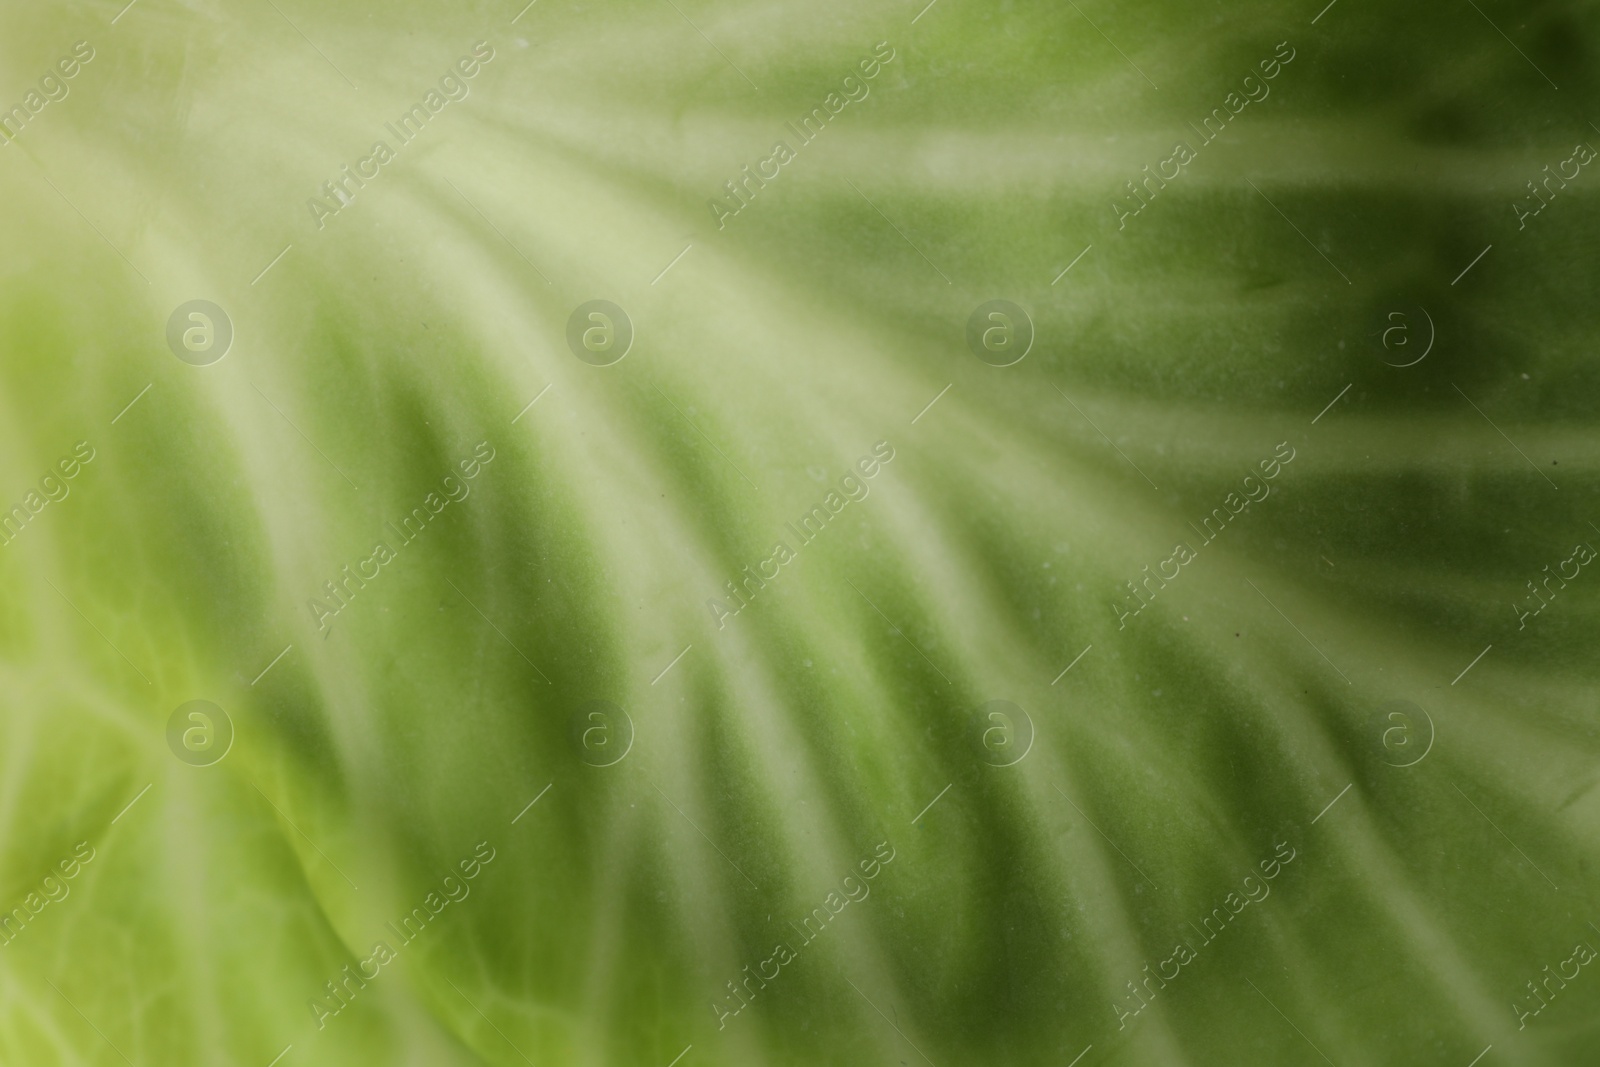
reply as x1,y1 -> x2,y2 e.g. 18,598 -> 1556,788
1311,383 -> 1351,424
1054,785 -> 1160,890
1310,0 -> 1338,23
36,171 -> 150,284
911,384 -> 952,425
512,383 -> 552,424
1053,385 -> 1159,490
443,976 -> 536,1066
251,644 -> 293,685
666,1044 -> 692,1067
651,243 -> 693,285
1067,1045 -> 1094,1067
1451,781 -> 1559,891
111,783 -> 152,824
651,644 -> 693,685
1465,1045 -> 1491,1067
44,577 -> 152,684
1451,644 -> 1492,685
265,1045 -> 292,1067
1464,0 -> 1558,89
911,783 -> 952,825
659,0 -> 760,91
653,385 -> 761,490
842,977 -> 937,1067
1051,644 -> 1093,685
650,780 -> 760,891
510,0 -> 538,23
910,0 -> 939,24
1246,178 -> 1351,284
1246,579 -> 1351,684
1311,782 -> 1352,824
1052,244 -> 1093,284
251,782 -> 360,890
443,177 -> 552,285
45,980 -> 134,1067
512,783 -> 553,824
251,244 -> 293,286
1451,244 -> 1493,285
1451,383 -> 1558,489
110,0 -> 139,24
1066,0 -> 1158,90
110,383 -> 152,424
250,382 -> 361,491
263,0 -> 358,90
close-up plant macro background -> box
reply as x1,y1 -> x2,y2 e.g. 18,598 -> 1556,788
0,0 -> 1596,1063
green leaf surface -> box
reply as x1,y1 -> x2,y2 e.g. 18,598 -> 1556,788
0,0 -> 1596,1064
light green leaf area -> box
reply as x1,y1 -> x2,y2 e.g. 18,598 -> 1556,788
0,0 -> 1595,1063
